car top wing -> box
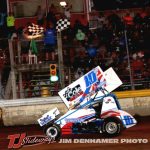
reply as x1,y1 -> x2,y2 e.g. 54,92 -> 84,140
58,66 -> 122,109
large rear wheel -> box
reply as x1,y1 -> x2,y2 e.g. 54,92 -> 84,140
102,118 -> 123,137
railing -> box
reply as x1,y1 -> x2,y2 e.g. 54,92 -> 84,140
13,70 -> 150,99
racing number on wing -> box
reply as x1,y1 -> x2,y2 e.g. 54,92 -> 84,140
123,115 -> 134,125
84,71 -> 97,88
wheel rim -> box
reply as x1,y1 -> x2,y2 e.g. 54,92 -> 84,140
46,126 -> 58,138
105,122 -> 118,134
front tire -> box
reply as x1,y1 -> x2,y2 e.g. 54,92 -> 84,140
44,124 -> 61,140
102,118 -> 123,137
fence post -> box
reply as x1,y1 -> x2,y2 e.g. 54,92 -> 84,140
17,40 -> 21,64
124,29 -> 135,90
57,32 -> 65,88
8,39 -> 17,99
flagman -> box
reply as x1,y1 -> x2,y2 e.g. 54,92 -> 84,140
44,22 -> 56,61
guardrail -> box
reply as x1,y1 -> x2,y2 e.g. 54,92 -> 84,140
0,89 -> 150,126
115,89 -> 150,99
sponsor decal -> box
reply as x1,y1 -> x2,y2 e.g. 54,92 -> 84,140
7,133 -> 55,149
39,115 -> 52,126
63,84 -> 83,101
123,115 -> 134,125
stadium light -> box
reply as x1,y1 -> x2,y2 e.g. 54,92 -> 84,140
60,1 -> 67,7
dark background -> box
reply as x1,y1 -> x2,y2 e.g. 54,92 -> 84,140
93,0 -> 150,11
1,0 -> 150,12
0,0 -> 7,12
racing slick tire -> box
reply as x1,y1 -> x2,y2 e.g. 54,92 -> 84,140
102,117 -> 123,137
44,123 -> 61,140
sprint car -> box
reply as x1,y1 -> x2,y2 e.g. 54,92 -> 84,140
37,66 -> 137,140
38,92 -> 136,140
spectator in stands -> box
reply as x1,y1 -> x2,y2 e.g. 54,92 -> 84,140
132,46 -> 145,58
6,12 -> 16,38
134,13 -> 142,26
75,68 -> 84,79
140,8 -> 148,19
107,12 -> 122,31
76,29 -> 85,43
97,12 -> 106,30
131,57 -> 144,78
123,13 -> 134,27
97,45 -> 107,59
74,19 -> 85,34
44,22 -> 56,61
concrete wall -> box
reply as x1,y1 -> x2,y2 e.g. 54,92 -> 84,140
0,97 -> 67,126
119,97 -> 150,116
0,95 -> 150,126
2,103 -> 68,126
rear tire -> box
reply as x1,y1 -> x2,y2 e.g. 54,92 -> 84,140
44,123 -> 61,140
102,118 -> 123,137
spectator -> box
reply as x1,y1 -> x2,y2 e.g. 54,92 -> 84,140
74,19 -> 85,34
76,29 -> 85,42
107,12 -> 122,31
97,12 -> 106,29
134,13 -> 142,26
97,45 -> 107,59
75,68 -> 84,79
131,57 -> 144,78
140,8 -> 148,19
123,13 -> 134,27
44,22 -> 56,61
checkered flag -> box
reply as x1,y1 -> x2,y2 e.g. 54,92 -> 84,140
56,18 -> 70,32
28,23 -> 44,36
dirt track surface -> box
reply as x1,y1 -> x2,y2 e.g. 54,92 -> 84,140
0,116 -> 150,150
